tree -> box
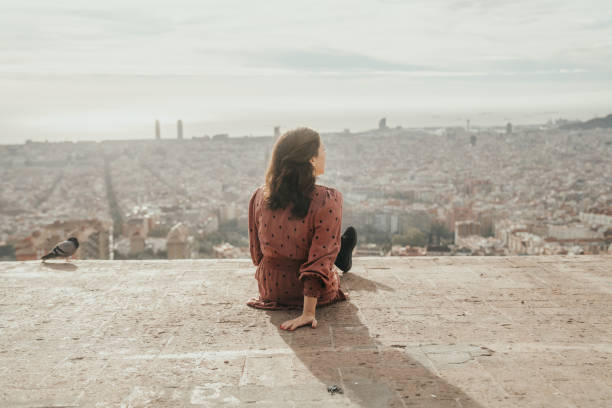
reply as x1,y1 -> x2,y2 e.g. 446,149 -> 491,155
391,234 -> 409,246
148,224 -> 171,238
0,244 -> 15,260
392,228 -> 427,247
405,228 -> 428,247
428,220 -> 453,245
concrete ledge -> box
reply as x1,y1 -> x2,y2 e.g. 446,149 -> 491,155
1,256 -> 611,407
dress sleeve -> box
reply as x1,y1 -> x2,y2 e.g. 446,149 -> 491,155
248,188 -> 263,266
299,188 -> 343,297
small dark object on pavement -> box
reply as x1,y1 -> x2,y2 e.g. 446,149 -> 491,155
327,384 -> 344,395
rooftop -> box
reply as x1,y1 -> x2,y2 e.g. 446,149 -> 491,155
1,256 -> 611,407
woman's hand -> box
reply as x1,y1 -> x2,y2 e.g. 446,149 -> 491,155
280,313 -> 318,331
280,295 -> 318,331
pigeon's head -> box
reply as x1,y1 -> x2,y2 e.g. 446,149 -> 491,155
68,237 -> 80,248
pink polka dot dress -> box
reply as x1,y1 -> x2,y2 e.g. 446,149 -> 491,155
246,184 -> 349,310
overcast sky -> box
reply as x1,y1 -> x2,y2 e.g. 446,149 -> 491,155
1,0 -> 611,142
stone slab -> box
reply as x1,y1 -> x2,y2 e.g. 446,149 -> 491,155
0,255 -> 611,407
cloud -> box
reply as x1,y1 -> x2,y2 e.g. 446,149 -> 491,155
581,19 -> 612,30
237,49 -> 430,73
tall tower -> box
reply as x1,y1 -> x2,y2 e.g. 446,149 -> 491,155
177,120 -> 183,140
466,119 -> 470,133
274,126 -> 280,139
155,120 -> 161,139
379,117 -> 387,130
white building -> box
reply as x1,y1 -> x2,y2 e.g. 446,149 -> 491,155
579,210 -> 612,227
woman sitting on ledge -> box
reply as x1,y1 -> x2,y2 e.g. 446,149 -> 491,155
246,127 -> 357,331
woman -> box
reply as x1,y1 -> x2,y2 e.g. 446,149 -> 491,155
246,127 -> 357,331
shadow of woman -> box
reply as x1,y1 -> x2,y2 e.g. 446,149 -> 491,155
340,271 -> 396,293
41,262 -> 78,271
265,273 -> 483,407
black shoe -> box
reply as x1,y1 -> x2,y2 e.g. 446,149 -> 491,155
335,226 -> 357,272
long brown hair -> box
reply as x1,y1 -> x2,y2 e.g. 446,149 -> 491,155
264,127 -> 320,219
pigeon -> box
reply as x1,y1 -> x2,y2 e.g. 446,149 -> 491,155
41,237 -> 79,262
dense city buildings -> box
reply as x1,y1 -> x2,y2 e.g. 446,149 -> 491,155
1,122 -> 611,260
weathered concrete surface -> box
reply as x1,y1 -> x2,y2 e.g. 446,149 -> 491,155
0,256 -> 611,407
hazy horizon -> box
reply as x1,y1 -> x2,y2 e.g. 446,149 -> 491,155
1,0 -> 611,144
1,107 -> 609,145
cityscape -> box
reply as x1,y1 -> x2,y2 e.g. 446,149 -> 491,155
2,3 -> 612,406
1,116 -> 611,261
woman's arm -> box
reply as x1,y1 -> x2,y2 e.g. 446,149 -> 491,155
303,295 -> 317,317
248,189 -> 263,266
280,295 -> 318,331
296,188 -> 343,292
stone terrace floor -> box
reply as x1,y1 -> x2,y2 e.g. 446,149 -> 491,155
0,256 -> 611,407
